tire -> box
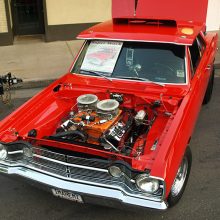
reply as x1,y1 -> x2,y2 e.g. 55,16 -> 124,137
167,147 -> 192,208
203,66 -> 215,105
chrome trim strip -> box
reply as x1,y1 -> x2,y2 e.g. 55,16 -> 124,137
72,73 -> 189,86
8,150 -> 23,155
77,37 -> 192,46
149,175 -> 166,200
33,154 -> 108,173
71,40 -> 188,86
185,46 -> 189,85
0,162 -> 168,210
0,160 -> 162,201
69,41 -> 87,72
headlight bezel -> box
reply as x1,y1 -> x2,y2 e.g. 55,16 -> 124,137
108,165 -> 123,178
136,174 -> 160,194
0,144 -> 8,160
0,141 -> 33,161
23,147 -> 33,158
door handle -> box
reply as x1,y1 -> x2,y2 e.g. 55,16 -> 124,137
206,64 -> 212,70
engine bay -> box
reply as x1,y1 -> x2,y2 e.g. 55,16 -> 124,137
49,93 -> 158,156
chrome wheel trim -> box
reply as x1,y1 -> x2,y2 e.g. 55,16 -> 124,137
171,157 -> 188,197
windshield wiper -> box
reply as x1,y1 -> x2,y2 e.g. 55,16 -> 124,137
116,76 -> 165,87
80,70 -> 112,82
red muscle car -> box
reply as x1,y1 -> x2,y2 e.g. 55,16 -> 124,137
0,0 -> 218,210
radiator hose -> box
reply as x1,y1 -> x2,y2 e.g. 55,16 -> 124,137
51,130 -> 88,142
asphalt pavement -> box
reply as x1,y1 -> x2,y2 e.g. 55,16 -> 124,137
0,74 -> 220,220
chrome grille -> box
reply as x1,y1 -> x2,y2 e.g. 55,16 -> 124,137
67,156 -> 109,169
20,147 -> 141,195
27,159 -> 67,177
33,148 -> 66,162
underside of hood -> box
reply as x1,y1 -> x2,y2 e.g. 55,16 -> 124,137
112,0 -> 208,24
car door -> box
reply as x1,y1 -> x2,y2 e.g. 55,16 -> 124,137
188,33 -> 213,108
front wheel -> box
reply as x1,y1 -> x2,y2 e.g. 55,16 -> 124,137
167,147 -> 192,208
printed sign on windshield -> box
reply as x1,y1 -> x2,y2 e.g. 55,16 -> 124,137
81,41 -> 123,75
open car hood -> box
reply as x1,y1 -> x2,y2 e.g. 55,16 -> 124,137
112,0 -> 208,24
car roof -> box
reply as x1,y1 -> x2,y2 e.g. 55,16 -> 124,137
77,20 -> 205,46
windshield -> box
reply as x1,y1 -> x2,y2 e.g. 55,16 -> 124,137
72,40 -> 186,84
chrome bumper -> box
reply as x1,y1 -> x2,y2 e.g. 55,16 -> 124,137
0,162 -> 167,210
0,144 -> 167,210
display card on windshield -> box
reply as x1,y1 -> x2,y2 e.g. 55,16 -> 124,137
81,41 -> 123,75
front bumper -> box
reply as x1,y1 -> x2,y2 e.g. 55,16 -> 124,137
0,162 -> 167,210
0,144 -> 168,210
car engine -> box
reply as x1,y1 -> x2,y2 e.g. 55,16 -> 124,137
53,94 -> 151,155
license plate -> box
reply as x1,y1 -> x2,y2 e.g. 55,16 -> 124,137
52,189 -> 84,203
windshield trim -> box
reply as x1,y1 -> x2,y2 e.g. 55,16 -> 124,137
71,72 -> 188,86
77,37 -> 192,46
71,40 -> 189,86
69,41 -> 87,72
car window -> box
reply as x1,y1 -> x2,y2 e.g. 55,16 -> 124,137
197,34 -> 206,55
189,37 -> 202,74
72,40 -> 186,84
73,43 -> 90,73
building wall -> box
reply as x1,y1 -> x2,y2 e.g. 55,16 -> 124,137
0,0 -> 13,46
0,0 -> 8,33
8,0 -> 13,28
46,0 -> 111,25
207,0 -> 220,31
44,0 -> 111,41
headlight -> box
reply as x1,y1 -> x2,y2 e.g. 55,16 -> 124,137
108,166 -> 123,178
136,174 -> 160,193
23,147 -> 33,158
0,144 -> 7,160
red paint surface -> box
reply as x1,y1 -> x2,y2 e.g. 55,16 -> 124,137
112,0 -> 208,24
0,1 -> 218,200
78,20 -> 205,46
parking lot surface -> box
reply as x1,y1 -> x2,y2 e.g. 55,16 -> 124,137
0,74 -> 220,220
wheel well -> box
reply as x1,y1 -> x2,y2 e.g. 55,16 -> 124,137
187,137 -> 191,145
